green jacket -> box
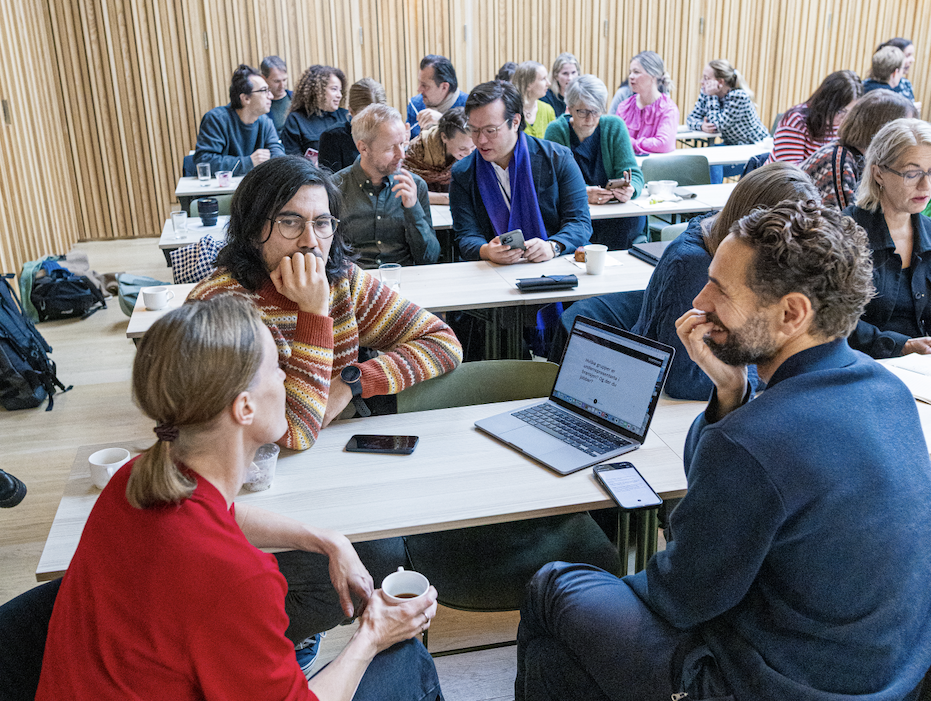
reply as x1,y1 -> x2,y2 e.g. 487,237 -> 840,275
544,115 -> 643,198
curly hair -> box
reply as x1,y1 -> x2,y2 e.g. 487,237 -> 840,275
729,200 -> 875,340
290,65 -> 347,117
215,156 -> 353,291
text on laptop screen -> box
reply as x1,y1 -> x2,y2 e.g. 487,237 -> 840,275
553,322 -> 670,435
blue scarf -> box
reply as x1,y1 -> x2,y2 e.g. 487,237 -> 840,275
475,131 -> 548,242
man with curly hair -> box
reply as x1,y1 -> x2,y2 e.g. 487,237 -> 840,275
516,201 -> 931,701
281,65 -> 350,161
193,64 -> 284,175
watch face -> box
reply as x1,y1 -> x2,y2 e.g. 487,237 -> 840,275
341,365 -> 362,383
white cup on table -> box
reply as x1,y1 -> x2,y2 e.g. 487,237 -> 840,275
584,244 -> 608,275
88,447 -> 131,490
142,286 -> 174,311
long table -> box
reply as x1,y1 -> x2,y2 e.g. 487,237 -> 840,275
635,140 -> 771,168
126,253 -> 657,339
36,397 -> 703,582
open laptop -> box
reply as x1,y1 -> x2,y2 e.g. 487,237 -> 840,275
475,317 -> 674,475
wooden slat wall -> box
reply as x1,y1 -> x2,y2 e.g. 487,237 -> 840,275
1,0 -> 930,276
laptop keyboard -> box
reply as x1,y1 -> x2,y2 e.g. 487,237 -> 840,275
513,404 -> 632,457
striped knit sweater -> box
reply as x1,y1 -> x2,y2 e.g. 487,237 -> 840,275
189,264 -> 462,450
767,106 -> 837,165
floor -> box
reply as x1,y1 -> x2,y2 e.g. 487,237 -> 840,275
0,237 -> 528,700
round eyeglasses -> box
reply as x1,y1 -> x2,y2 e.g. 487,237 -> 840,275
269,214 -> 339,239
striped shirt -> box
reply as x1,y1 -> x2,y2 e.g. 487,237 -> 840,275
799,142 -> 863,211
767,106 -> 838,165
190,265 -> 462,450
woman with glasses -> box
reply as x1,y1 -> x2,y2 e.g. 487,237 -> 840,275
614,51 -> 678,155
768,70 -> 863,164
800,90 -> 917,210
36,295 -> 443,700
844,118 -> 931,358
281,65 -> 349,161
686,59 -> 768,145
545,74 -> 645,249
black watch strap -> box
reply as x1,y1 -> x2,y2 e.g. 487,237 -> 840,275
340,366 -> 371,418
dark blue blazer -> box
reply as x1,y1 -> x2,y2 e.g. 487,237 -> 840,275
449,136 -> 592,260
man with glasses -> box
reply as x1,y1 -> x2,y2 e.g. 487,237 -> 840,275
193,64 -> 284,175
188,155 -> 461,676
332,103 -> 439,268
450,80 -> 591,263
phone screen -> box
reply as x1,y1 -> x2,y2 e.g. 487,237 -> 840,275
345,435 -> 419,455
595,462 -> 662,510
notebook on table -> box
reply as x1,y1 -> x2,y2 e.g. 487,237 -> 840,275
475,317 -> 674,475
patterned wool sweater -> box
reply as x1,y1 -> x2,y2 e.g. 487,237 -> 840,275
190,264 -> 462,450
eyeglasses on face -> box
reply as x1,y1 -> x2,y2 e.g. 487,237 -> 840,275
467,118 -> 512,139
250,87 -> 271,95
570,108 -> 599,119
269,214 -> 339,239
882,165 -> 931,184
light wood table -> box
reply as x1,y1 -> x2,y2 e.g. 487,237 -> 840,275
175,175 -> 244,198
125,283 -> 196,339
37,397 -> 702,581
636,140 -> 771,168
157,216 -> 229,250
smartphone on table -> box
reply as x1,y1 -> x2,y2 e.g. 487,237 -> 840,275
345,434 -> 419,455
593,462 -> 662,510
500,228 -> 527,250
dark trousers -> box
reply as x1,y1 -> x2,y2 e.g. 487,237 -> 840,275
0,578 -> 63,701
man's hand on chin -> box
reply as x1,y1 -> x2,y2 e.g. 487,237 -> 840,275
270,252 -> 330,316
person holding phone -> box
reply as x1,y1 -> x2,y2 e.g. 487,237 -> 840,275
545,74 -> 645,249
516,200 -> 931,701
36,296 -> 442,700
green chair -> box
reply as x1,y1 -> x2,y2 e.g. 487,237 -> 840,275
771,111 -> 785,135
641,153 -> 711,240
660,222 -> 688,242
397,361 -> 622,650
191,194 -> 233,218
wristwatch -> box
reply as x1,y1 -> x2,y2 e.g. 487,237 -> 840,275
549,241 -> 563,257
340,365 -> 371,418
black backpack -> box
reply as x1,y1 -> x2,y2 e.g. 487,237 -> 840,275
30,261 -> 106,322
0,274 -> 71,411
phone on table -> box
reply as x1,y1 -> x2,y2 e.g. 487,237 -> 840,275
593,462 -> 662,510
500,228 -> 527,250
345,434 -> 419,455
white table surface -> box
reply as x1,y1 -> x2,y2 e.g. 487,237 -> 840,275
636,140 -> 772,167
37,397 -> 703,580
125,283 -> 196,338
158,216 -> 229,249
175,176 -> 244,197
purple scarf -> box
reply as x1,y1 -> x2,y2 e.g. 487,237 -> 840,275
475,132 -> 549,242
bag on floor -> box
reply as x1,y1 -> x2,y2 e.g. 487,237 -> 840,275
29,259 -> 106,322
0,274 -> 71,411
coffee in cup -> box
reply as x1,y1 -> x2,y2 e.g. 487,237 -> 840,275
381,567 -> 430,604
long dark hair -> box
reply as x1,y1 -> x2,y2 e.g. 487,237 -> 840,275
796,70 -> 863,142
216,156 -> 354,291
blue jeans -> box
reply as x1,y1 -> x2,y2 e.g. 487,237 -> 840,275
516,562 -> 694,701
313,637 -> 443,701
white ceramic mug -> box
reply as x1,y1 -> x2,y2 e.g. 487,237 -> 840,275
142,286 -> 175,311
88,447 -> 131,490
584,244 -> 608,275
382,567 -> 430,604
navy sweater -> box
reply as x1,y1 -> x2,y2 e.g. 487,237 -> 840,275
193,105 -> 283,174
628,340 -> 931,700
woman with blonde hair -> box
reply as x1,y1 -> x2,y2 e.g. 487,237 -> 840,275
281,64 -> 349,158
843,118 -> 931,359
512,61 -> 557,139
36,296 -> 442,700
614,51 -> 678,154
685,59 -> 768,144
540,52 -> 580,117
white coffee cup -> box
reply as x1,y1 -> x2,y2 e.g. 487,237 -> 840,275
382,566 -> 430,604
584,244 -> 609,275
88,447 -> 131,490
142,286 -> 175,311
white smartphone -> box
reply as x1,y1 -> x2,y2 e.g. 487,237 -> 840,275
593,462 -> 663,510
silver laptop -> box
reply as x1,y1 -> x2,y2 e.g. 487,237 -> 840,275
475,317 -> 674,475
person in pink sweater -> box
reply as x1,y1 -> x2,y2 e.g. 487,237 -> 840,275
615,51 -> 678,155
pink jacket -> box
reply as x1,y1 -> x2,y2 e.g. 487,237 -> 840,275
615,93 -> 679,155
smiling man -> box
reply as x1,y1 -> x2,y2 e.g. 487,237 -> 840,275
193,64 -> 284,175
450,80 -> 591,264
516,201 -> 931,701
332,103 -> 438,268
406,54 -> 467,138
187,155 -> 461,674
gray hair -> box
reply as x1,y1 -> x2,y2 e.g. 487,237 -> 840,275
351,103 -> 404,144
632,51 -> 674,94
566,74 -> 608,114
858,118 -> 931,212
260,55 -> 287,77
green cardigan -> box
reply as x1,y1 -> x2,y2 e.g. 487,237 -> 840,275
544,115 -> 643,198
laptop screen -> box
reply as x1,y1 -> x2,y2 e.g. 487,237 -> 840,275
551,317 -> 673,440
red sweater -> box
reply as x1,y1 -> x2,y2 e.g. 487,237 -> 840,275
36,459 -> 317,701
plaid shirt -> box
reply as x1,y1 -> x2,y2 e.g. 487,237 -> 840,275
686,90 -> 769,145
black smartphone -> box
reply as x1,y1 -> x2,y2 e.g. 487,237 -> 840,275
500,228 -> 527,250
345,434 -> 419,455
593,462 -> 663,510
